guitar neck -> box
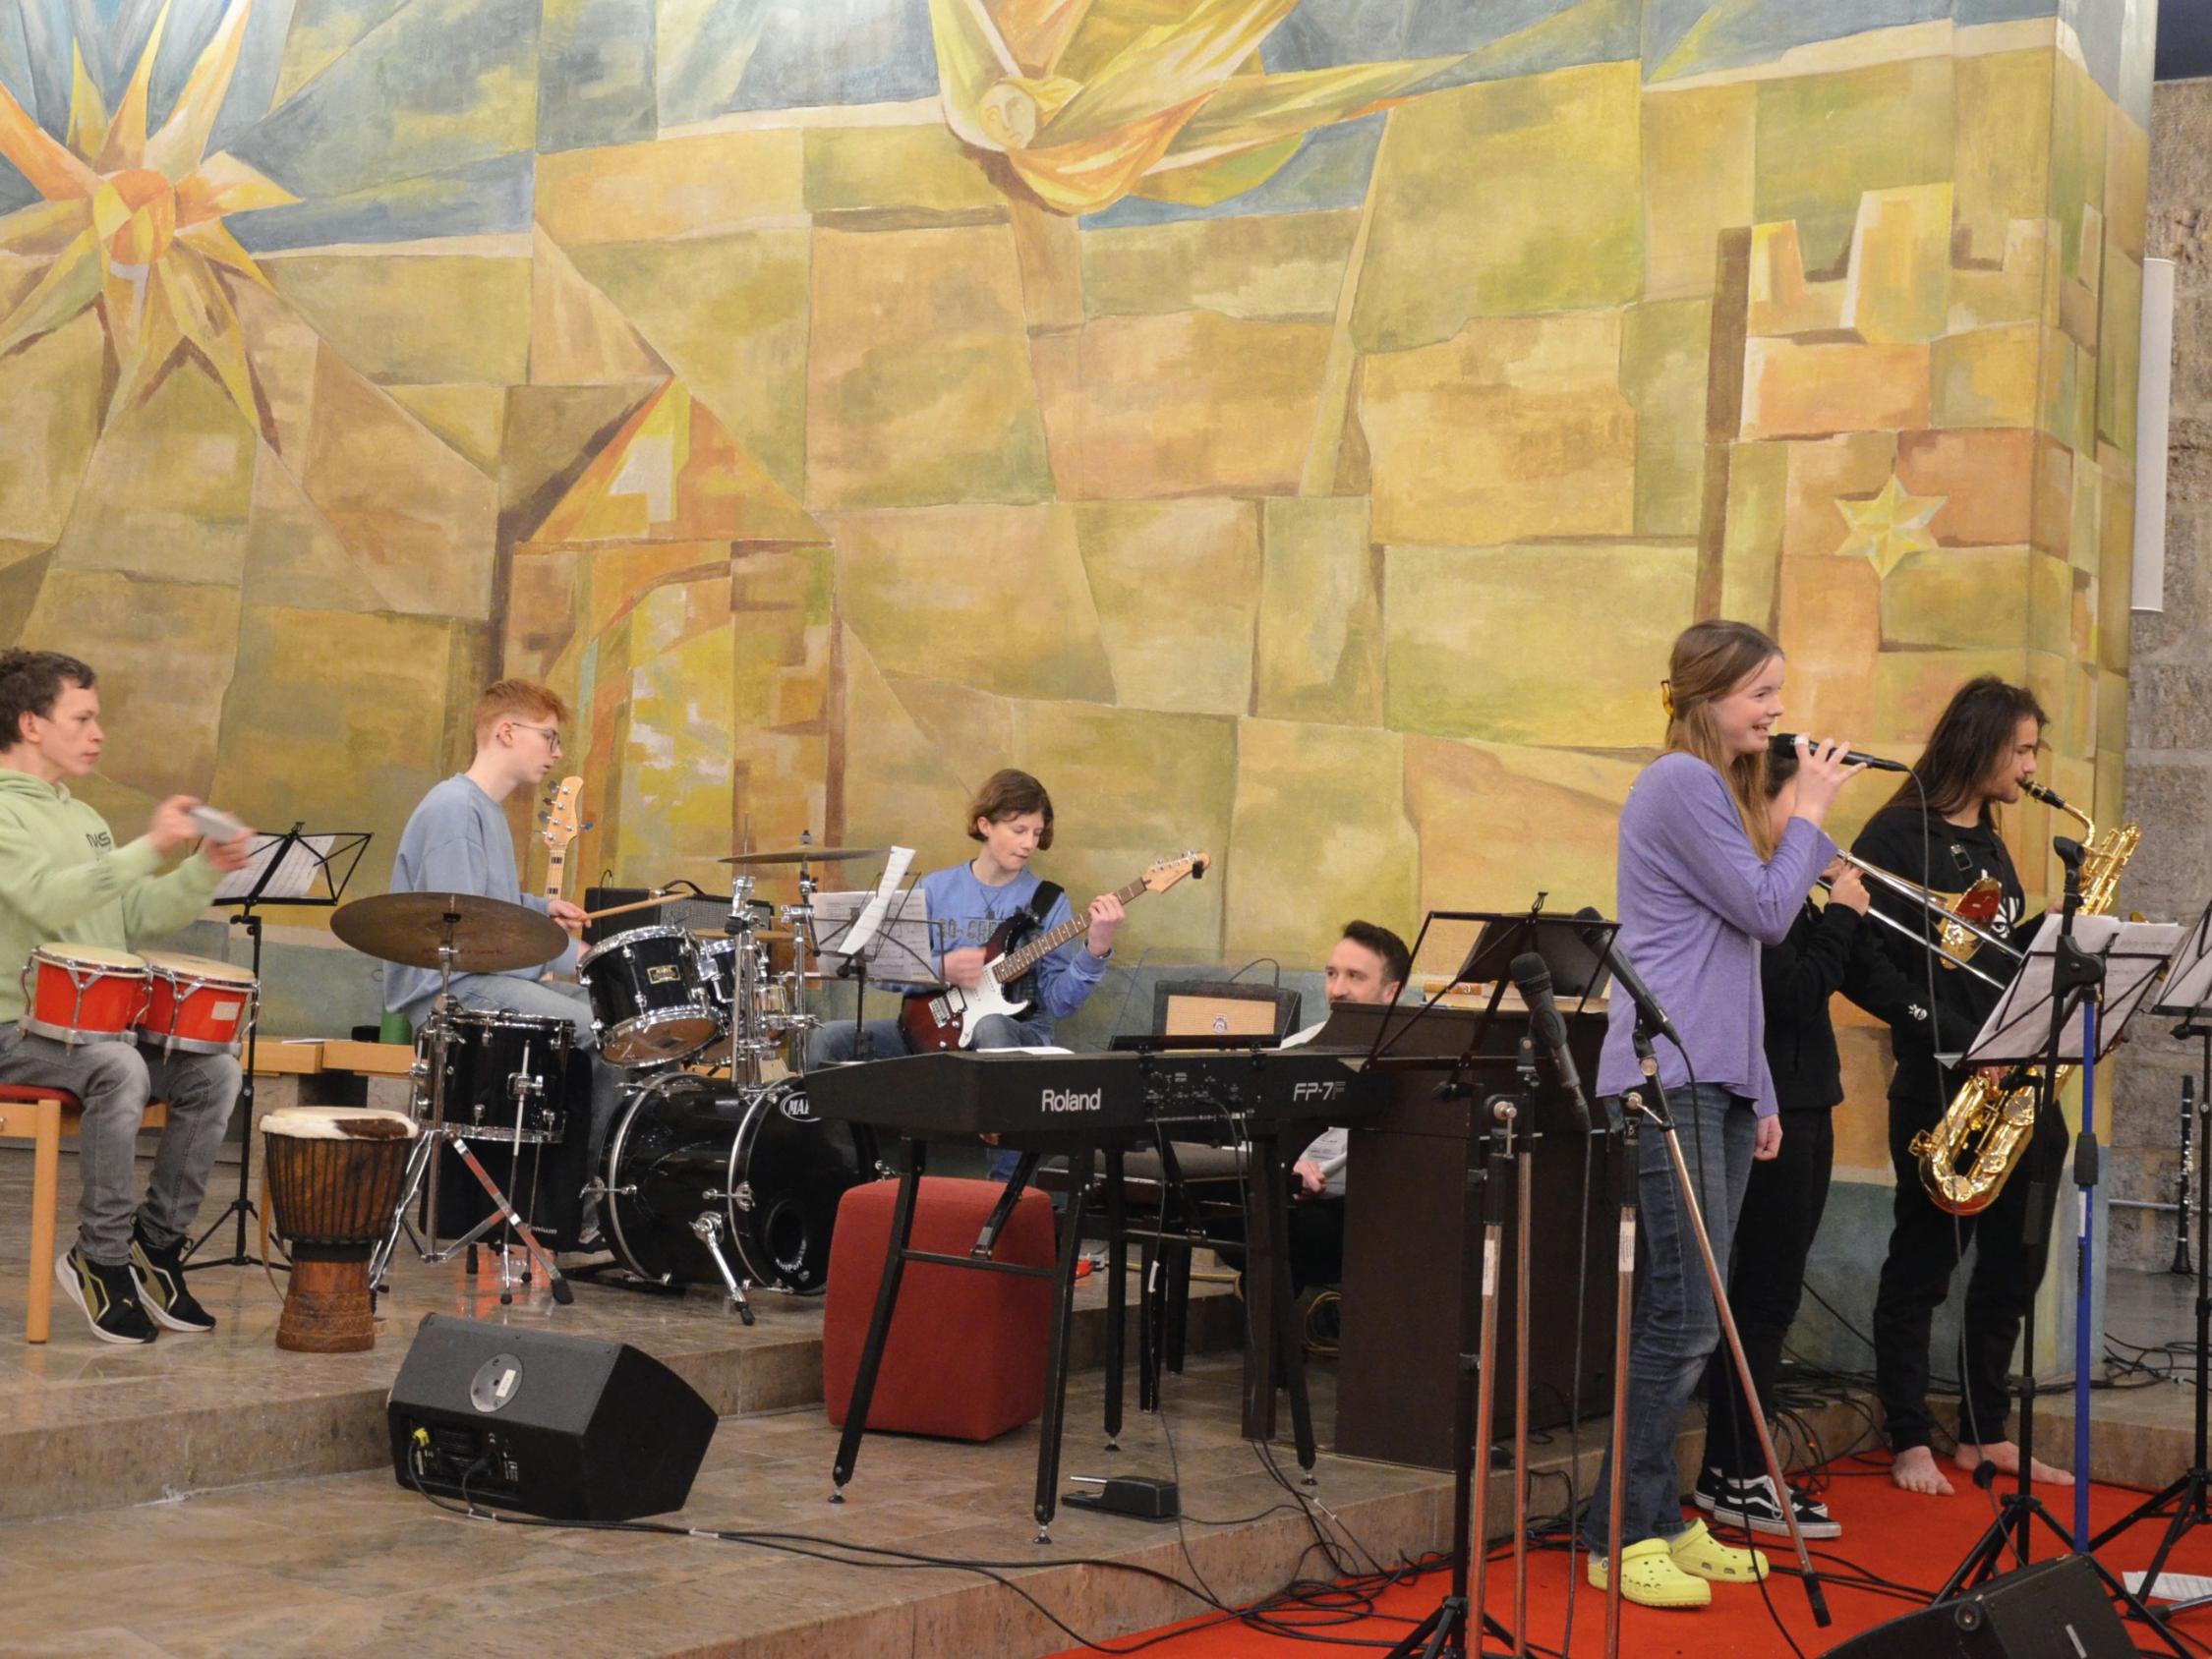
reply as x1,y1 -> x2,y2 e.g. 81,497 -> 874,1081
545,845 -> 569,904
994,876 -> 1146,982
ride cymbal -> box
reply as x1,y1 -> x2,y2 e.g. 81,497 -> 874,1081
332,891 -> 570,974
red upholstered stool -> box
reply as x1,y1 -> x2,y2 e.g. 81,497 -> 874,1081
823,1175 -> 1056,1441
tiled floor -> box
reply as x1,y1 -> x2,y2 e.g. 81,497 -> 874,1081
0,1349 -> 1456,1657
15,1136 -> 2212,1656
0,1146 -> 1243,1521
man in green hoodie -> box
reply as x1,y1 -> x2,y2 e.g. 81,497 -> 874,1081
0,650 -> 257,1344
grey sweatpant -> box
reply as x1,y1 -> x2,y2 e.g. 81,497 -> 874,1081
0,1025 -> 241,1265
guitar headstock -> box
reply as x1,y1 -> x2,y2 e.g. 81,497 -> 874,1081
1143,851 -> 1210,893
541,775 -> 585,854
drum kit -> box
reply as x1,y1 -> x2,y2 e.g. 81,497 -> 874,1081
328,842 -> 883,1325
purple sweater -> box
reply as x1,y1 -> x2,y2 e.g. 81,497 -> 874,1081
1595,752 -> 1836,1116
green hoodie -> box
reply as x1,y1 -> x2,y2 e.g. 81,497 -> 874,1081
0,769 -> 221,1024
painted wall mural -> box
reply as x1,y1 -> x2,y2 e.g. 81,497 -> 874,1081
0,1 -> 2157,1168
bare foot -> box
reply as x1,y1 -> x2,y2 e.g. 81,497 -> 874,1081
1892,1445 -> 1955,1496
1958,1441 -> 2074,1487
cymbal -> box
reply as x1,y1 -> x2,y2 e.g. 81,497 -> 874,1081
717,845 -> 883,866
332,891 -> 569,974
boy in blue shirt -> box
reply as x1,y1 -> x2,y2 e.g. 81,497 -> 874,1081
806,770 -> 1124,1178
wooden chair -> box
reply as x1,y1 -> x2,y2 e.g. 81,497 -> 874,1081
0,1084 -> 169,1343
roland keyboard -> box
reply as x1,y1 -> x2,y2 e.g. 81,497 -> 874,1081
803,1047 -> 1379,1142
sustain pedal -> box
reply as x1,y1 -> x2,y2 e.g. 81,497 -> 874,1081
1063,1474 -> 1180,1521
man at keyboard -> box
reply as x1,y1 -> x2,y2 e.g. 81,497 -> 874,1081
1275,920 -> 1409,1291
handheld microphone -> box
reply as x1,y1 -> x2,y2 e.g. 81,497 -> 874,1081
1769,733 -> 1908,773
1510,951 -> 1593,1135
1574,906 -> 1681,1048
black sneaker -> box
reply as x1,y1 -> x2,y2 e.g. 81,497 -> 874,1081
130,1224 -> 216,1334
1695,1465 -> 1840,1540
55,1247 -> 157,1344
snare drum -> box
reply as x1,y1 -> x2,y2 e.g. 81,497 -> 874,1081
20,944 -> 150,1046
578,925 -> 719,1065
603,1072 -> 876,1294
137,951 -> 259,1055
420,1008 -> 580,1145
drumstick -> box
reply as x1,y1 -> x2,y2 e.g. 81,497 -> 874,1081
579,889 -> 682,923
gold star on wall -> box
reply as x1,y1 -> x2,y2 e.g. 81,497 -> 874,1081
1835,475 -> 1946,580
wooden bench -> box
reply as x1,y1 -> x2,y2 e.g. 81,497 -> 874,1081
0,1085 -> 171,1344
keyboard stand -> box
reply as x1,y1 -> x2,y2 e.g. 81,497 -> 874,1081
830,1133 -> 1098,1544
827,1125 -> 1317,1541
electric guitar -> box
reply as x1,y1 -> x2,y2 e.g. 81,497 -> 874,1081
539,774 -> 584,904
899,851 -> 1210,1053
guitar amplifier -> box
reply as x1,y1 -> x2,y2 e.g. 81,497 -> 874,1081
582,886 -> 753,944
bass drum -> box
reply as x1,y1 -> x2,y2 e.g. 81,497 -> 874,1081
603,1072 -> 878,1294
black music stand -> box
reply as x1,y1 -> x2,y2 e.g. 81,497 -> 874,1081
2092,895 -> 2212,1613
810,875 -> 932,1067
188,827 -> 371,1267
1930,899 -> 2183,1656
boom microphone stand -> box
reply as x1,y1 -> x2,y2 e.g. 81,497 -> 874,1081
1385,1048 -> 1531,1659
1587,979 -> 1831,1654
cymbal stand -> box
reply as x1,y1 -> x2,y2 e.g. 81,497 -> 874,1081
370,911 -> 573,1306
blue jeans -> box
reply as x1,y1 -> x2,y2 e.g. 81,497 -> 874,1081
804,1013 -> 1053,1178
1581,1082 -> 1758,1556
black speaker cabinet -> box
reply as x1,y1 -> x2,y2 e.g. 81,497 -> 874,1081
1822,1556 -> 2134,1658
387,1314 -> 716,1521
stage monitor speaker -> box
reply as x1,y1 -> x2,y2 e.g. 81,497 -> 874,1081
387,1314 -> 716,1521
1820,1556 -> 2133,1658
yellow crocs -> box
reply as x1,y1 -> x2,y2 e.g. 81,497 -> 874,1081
1669,1517 -> 1770,1582
1587,1536 -> 1713,1609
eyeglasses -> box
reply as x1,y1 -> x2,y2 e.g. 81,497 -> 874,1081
509,722 -> 563,754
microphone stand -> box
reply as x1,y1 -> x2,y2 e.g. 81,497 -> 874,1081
1602,1035 -> 1653,1659
1387,1046 -> 1530,1659
1604,1023 -> 1832,1641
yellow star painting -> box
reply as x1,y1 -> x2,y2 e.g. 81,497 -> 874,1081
1837,476 -> 1946,580
0,0 -> 296,442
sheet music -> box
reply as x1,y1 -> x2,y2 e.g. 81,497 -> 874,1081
841,846 -> 915,956
2154,900 -> 2212,1014
212,833 -> 338,903
1962,914 -> 2183,1064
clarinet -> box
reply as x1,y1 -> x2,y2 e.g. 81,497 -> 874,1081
2177,1075 -> 2196,1278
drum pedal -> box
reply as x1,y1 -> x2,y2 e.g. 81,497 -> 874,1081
1063,1475 -> 1179,1521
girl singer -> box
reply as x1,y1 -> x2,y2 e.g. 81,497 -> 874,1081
1579,619 -> 1864,1611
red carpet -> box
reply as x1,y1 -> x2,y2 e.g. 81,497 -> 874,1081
1055,1459 -> 2212,1657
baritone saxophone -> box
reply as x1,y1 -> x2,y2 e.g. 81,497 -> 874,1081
1908,782 -> 2139,1216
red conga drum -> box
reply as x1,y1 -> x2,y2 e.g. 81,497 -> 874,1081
137,951 -> 259,1055
20,944 -> 149,1045
262,1109 -> 417,1353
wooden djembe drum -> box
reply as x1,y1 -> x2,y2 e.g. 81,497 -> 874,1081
262,1108 -> 417,1352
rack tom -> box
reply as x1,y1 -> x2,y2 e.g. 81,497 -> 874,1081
262,1108 -> 417,1352
20,944 -> 149,1046
578,925 -> 719,1065
137,951 -> 258,1055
